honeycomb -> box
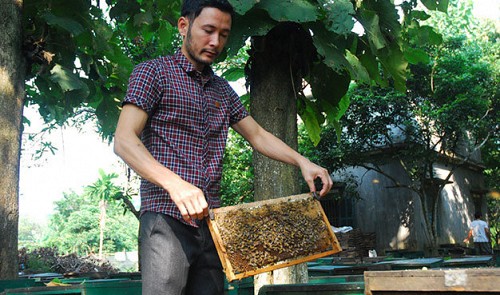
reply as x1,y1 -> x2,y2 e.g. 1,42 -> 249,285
211,195 -> 337,274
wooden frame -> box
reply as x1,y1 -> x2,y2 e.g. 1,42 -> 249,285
207,193 -> 342,281
364,268 -> 500,294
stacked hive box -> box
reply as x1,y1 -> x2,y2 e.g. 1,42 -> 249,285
334,229 -> 376,259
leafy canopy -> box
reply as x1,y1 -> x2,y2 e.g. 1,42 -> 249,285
23,0 -> 447,145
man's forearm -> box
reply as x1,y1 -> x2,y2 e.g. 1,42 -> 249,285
114,129 -> 183,192
232,116 -> 333,195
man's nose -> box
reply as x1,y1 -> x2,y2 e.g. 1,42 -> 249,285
209,33 -> 221,47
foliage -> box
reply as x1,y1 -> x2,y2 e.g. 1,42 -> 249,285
419,3 -> 499,248
220,129 -> 254,206
484,134 -> 500,249
84,169 -> 139,218
424,0 -> 484,39
228,0 -> 447,145
42,187 -> 139,256
19,0 -> 449,217
23,0 -> 181,140
18,217 -> 46,249
22,0 -> 447,145
484,144 -> 500,250
488,195 -> 500,249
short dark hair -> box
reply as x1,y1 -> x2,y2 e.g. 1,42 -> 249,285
181,0 -> 234,20
474,212 -> 482,219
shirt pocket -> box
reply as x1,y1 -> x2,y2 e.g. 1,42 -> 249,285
159,84 -> 203,129
208,93 -> 228,137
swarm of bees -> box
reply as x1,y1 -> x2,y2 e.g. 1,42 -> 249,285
214,197 -> 335,274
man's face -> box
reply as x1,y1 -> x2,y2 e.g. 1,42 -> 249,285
178,7 -> 232,71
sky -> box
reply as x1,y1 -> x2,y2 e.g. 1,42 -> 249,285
473,0 -> 500,19
18,0 -> 499,225
19,106 -> 124,224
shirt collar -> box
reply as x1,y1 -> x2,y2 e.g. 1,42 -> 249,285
174,49 -> 214,81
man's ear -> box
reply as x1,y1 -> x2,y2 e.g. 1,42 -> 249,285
178,16 -> 189,37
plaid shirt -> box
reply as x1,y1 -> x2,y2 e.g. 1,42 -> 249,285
123,50 -> 249,226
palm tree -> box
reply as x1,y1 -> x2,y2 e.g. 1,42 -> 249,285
84,169 -> 123,259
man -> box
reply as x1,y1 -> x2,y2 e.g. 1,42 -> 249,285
463,212 -> 493,255
114,0 -> 333,294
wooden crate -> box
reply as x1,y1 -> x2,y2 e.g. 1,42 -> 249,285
208,193 -> 341,281
364,268 -> 500,294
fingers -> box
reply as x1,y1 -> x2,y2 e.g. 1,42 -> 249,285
305,166 -> 333,197
185,197 -> 209,221
307,181 -> 317,196
178,196 -> 208,222
317,173 -> 333,196
177,202 -> 191,222
169,183 -> 209,222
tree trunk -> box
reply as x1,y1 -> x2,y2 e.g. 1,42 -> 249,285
98,200 -> 107,260
249,22 -> 312,294
0,0 -> 24,279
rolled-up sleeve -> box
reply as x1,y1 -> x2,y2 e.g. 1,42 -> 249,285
123,61 -> 162,115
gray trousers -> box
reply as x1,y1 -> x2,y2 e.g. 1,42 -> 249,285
139,212 -> 224,295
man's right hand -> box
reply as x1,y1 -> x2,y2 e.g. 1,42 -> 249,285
166,179 -> 209,222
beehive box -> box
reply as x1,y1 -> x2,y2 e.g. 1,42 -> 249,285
208,193 -> 341,281
364,268 -> 500,294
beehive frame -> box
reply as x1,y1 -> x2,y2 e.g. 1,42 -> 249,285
207,193 -> 342,281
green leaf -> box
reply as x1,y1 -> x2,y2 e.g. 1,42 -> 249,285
222,68 -> 245,82
226,9 -> 276,56
158,21 -> 176,49
229,0 -> 260,15
379,43 -> 408,92
358,9 -> 386,51
359,49 -> 387,87
108,45 -> 135,80
134,11 -> 154,26
299,100 -> 322,146
239,93 -> 250,108
311,23 -> 369,85
309,62 -> 351,107
93,21 -> 115,52
256,0 -> 318,22
345,50 -> 370,84
421,0 -> 449,12
315,91 -> 349,143
156,0 -> 181,25
411,10 -> 431,21
310,24 -> 351,73
108,1 -> 141,22
23,116 -> 31,126
320,94 -> 350,124
65,88 -> 91,105
331,119 -> 342,143
50,64 -> 88,92
321,0 -> 355,36
410,25 -> 443,46
404,47 -> 430,64
86,83 -> 104,109
42,12 -> 85,36
336,94 -> 350,121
